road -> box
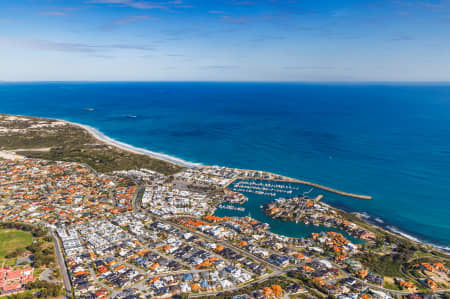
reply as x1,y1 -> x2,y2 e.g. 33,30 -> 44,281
88,264 -> 113,292
131,184 -> 450,297
133,182 -> 281,271
160,219 -> 282,272
334,262 -> 450,296
132,184 -> 280,271
51,230 -> 72,298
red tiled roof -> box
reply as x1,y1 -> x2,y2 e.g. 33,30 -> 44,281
6,270 -> 22,281
2,283 -> 22,292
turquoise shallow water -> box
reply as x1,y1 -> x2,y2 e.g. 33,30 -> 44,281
0,82 -> 449,248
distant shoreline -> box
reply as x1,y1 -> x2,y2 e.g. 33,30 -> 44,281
3,113 -> 449,252
68,122 -> 449,252
63,120 -> 199,168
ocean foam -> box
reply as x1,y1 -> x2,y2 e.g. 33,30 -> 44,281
386,226 -> 422,243
386,226 -> 450,252
350,209 -> 449,253
20,117 -> 450,252
68,121 -> 200,167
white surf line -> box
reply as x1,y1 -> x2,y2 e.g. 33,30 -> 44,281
5,114 -> 450,252
387,225 -> 450,252
65,120 -> 201,168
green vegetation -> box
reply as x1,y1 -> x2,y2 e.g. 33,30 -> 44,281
0,290 -> 35,299
287,271 -> 328,297
357,253 -> 406,278
0,222 -> 55,268
383,281 -> 400,291
25,280 -> 62,298
405,257 -> 450,279
0,222 -> 47,238
0,114 -> 183,175
356,238 -> 424,278
19,144 -> 182,175
0,229 -> 33,258
0,121 -> 88,150
27,239 -> 56,268
335,206 -> 450,279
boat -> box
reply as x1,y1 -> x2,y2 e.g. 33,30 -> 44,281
218,204 -> 245,212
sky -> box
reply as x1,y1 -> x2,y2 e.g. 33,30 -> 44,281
0,0 -> 449,81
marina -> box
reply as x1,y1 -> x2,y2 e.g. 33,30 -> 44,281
217,204 -> 246,212
229,173 -> 373,200
2,83 -> 450,249
215,179 -> 362,244
262,195 -> 377,241
231,180 -> 299,197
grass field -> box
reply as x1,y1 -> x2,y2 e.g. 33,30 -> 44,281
0,229 -> 33,258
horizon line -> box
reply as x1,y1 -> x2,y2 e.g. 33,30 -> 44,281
1,80 -> 450,84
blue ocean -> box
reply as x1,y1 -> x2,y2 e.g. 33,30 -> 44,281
1,82 -> 449,248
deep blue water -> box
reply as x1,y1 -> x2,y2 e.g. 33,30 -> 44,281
0,82 -> 449,248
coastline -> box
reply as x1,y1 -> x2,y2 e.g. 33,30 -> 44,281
320,202 -> 450,253
2,113 -> 450,253
63,120 -> 200,168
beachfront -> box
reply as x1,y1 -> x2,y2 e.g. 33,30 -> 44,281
67,120 -> 198,168
0,113 -> 449,299
0,113 -> 442,249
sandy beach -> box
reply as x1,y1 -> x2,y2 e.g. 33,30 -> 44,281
0,150 -> 24,160
64,120 -> 199,168
0,113 -> 195,167
1,113 -> 448,252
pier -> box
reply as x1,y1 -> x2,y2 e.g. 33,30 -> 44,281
314,194 -> 324,201
286,178 -> 372,200
228,171 -> 372,200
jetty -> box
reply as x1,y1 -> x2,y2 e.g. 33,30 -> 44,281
227,170 -> 372,200
315,194 -> 324,201
286,178 -> 372,200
